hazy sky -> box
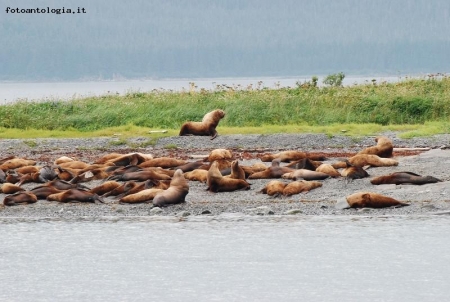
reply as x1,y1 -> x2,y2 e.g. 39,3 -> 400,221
1,0 -> 449,80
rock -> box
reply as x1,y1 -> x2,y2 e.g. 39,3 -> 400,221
149,207 -> 163,215
177,211 -> 190,217
201,210 -> 212,215
247,206 -> 274,215
284,209 -> 302,215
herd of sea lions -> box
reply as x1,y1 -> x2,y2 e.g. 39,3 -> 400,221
0,110 -> 444,209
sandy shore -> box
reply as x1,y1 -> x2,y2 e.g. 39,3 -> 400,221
1,132 -> 449,218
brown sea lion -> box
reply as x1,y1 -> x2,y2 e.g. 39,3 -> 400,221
282,180 -> 323,196
105,153 -> 149,166
206,149 -> 233,162
54,156 -> 76,165
282,169 -> 330,181
315,164 -> 341,178
3,192 -> 38,206
173,160 -> 205,172
248,159 -> 295,179
102,181 -> 139,197
153,169 -> 189,207
89,181 -> 122,196
41,179 -> 89,191
0,158 -> 36,170
58,161 -> 90,170
336,192 -> 409,209
28,186 -> 65,199
358,136 -> 394,158
1,183 -> 25,194
370,172 -> 442,185
207,161 -> 251,192
285,158 -> 322,170
118,179 -> 171,198
225,160 -> 246,180
109,169 -> 171,182
349,154 -> 398,167
47,189 -> 104,203
179,109 -> 225,140
119,188 -> 164,204
259,180 -> 287,196
16,165 -> 42,174
340,160 -> 370,179
260,151 -> 308,162
184,169 -> 209,182
16,172 -> 47,186
5,170 -> 22,184
139,157 -> 187,169
69,169 -> 110,183
198,159 -> 232,171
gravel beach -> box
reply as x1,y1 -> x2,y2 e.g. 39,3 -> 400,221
1,132 -> 449,218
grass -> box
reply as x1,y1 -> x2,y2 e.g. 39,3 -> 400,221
0,76 -> 449,139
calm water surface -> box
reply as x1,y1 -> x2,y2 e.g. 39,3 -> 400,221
0,76 -> 408,104
1,215 -> 449,302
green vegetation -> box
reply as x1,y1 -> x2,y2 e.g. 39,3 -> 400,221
0,77 -> 449,139
323,72 -> 345,87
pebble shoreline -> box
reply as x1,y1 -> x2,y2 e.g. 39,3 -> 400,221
1,132 -> 449,219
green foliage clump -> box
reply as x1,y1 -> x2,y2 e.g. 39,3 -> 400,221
323,72 -> 345,87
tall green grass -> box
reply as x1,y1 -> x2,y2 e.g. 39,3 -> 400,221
0,77 -> 449,134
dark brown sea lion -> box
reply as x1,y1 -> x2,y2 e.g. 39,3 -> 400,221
259,180 -> 287,196
179,109 -> 225,140
42,179 -> 89,191
282,169 -> 330,181
370,172 -> 442,185
248,159 -> 295,179
282,180 -> 323,196
285,158 -> 322,170
3,192 -> 38,206
173,160 -> 205,172
207,161 -> 251,192
358,136 -> 394,158
102,181 -> 139,197
28,186 -> 65,199
47,189 -> 104,203
336,192 -> 409,209
105,153 -> 150,166
340,160 -> 370,179
109,170 -> 171,182
153,169 -> 189,207
16,172 -> 47,186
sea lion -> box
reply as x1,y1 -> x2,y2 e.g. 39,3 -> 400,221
16,172 -> 47,186
0,158 -> 36,170
259,180 -> 287,196
349,154 -> 398,167
138,157 -> 187,169
340,160 -> 370,179
281,169 -> 330,181
153,169 -> 189,207
358,136 -> 394,158
54,156 -> 76,165
28,186 -> 65,199
225,160 -> 246,180
108,169 -> 171,182
3,192 -> 38,206
117,179 -> 171,198
102,181 -> 139,197
173,160 -> 205,172
248,159 -> 295,179
69,169 -> 110,183
370,172 -> 442,185
119,188 -> 164,204
241,162 -> 268,178
47,189 -> 104,203
1,183 -> 25,194
184,169 -> 209,182
206,149 -> 233,162
58,161 -> 90,170
207,161 -> 250,192
89,181 -> 122,195
16,165 -> 42,174
282,180 -> 323,196
260,151 -> 308,162
198,159 -> 232,171
41,179 -> 89,191
285,158 -> 322,170
179,109 -> 225,140
315,164 -> 341,178
336,192 -> 409,209
105,153 -> 149,166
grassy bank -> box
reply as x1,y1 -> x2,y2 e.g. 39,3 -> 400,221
0,76 -> 449,139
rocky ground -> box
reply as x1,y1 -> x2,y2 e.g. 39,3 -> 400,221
1,132 -> 449,218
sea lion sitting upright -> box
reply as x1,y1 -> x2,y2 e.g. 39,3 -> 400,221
179,109 -> 225,140
358,136 -> 394,158
370,172 -> 442,185
336,192 -> 409,209
224,160 -> 246,180
207,161 -> 250,192
153,169 -> 189,207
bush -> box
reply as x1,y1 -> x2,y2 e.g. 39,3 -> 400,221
323,72 -> 345,87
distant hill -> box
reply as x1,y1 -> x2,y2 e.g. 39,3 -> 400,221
1,0 -> 449,80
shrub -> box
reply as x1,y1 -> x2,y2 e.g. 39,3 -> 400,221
323,72 -> 345,87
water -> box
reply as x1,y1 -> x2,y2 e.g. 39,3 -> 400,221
1,215 -> 449,302
0,75 -> 410,104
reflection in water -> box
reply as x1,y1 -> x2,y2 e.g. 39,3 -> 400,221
1,215 -> 449,302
